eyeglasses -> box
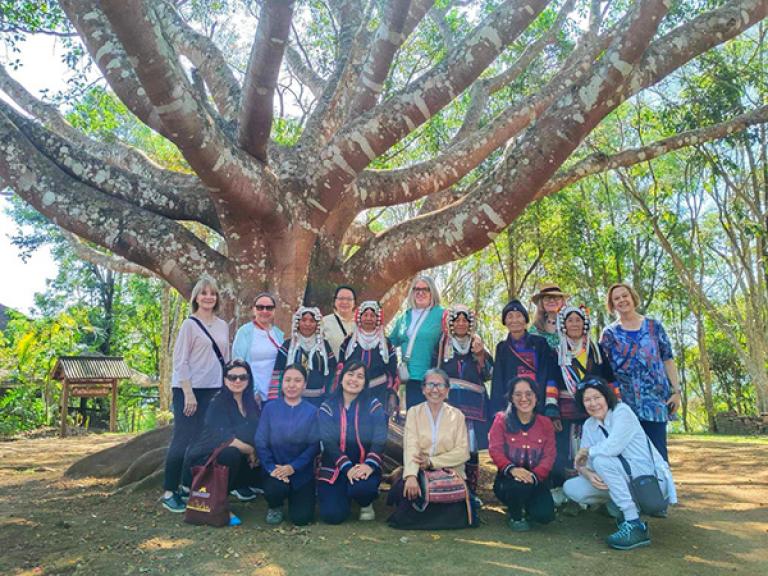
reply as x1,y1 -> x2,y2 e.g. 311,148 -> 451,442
225,374 -> 249,382
412,287 -> 430,294
254,304 -> 275,311
424,381 -> 449,390
512,392 -> 535,400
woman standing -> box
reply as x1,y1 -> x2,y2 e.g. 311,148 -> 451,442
317,361 -> 388,524
545,306 -> 615,488
162,276 -> 229,513
489,377 -> 556,532
322,285 -> 357,358
387,368 -> 472,530
434,305 -> 492,494
564,377 -> 676,550
529,283 -> 569,349
182,360 -> 261,516
599,283 -> 681,461
233,292 -> 285,403
270,306 -> 336,406
389,275 -> 445,409
490,299 -> 558,417
338,301 -> 398,414
254,364 -> 319,526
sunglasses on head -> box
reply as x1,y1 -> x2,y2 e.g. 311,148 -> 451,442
577,377 -> 603,391
225,373 -> 249,382
254,304 -> 275,311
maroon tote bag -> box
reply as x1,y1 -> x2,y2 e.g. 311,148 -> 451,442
184,444 -> 230,527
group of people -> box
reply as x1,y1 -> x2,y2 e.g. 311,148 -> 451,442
161,275 -> 679,550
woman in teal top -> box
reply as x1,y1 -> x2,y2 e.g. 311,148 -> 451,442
389,275 -> 444,410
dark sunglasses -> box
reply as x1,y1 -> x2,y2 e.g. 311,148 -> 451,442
412,287 -> 430,293
225,373 -> 249,382
254,304 -> 275,311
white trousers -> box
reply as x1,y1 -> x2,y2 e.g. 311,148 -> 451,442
563,455 -> 645,521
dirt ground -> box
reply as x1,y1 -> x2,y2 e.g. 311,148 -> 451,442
1,434 -> 766,576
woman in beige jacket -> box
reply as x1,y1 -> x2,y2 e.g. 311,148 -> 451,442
388,368 -> 473,529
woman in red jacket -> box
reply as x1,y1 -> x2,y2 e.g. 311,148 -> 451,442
489,376 -> 556,531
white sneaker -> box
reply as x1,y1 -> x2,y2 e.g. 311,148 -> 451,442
359,504 -> 375,521
551,487 -> 568,507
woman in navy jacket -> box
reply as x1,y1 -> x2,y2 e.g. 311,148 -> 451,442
317,360 -> 388,524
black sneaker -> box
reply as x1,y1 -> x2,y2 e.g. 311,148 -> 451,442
230,487 -> 258,501
606,520 -> 650,550
161,492 -> 186,513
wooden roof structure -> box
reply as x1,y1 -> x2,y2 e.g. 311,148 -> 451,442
51,355 -> 133,436
51,356 -> 133,382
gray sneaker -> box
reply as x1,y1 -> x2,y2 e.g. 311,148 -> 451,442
606,520 -> 650,550
508,518 -> 531,532
266,508 -> 284,525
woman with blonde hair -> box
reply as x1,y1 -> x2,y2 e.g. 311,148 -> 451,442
389,275 -> 445,409
529,283 -> 569,349
162,275 -> 229,513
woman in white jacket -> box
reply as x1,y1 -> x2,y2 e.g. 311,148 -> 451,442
564,376 -> 676,551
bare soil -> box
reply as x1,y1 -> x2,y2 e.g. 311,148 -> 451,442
1,434 -> 766,576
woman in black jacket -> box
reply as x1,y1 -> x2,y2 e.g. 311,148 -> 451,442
183,359 -> 261,510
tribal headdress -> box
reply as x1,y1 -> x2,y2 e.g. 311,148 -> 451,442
286,306 -> 330,375
441,305 -> 475,363
346,300 -> 390,363
556,305 -> 601,393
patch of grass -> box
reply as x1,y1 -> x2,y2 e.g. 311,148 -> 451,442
670,432 -> 768,445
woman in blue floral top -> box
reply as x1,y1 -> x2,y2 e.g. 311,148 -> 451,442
599,283 -> 681,462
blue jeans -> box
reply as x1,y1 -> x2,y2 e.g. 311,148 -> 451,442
640,420 -> 668,462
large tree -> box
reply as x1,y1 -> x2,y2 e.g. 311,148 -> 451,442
1,0 -> 767,328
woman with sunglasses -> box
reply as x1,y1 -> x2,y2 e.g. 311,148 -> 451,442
489,376 -> 556,532
389,275 -> 445,410
233,292 -> 285,403
563,377 -> 677,550
162,276 -> 229,513
182,360 -> 262,520
317,361 -> 388,524
387,368 -> 472,529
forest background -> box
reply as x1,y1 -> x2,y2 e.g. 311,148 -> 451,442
0,0 -> 767,438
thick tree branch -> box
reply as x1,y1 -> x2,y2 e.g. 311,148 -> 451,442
354,0 -> 767,209
342,0 -> 671,291
285,44 -> 325,98
312,0 -> 551,215
59,0 -> 169,137
347,0 -> 436,118
537,105 -> 768,199
0,100 -> 221,231
153,0 -> 241,125
238,0 -> 295,161
99,0 -> 280,224
62,230 -> 155,276
0,108 -> 229,293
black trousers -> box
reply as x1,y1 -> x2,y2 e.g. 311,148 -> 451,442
493,473 -> 555,523
405,379 -> 424,410
183,446 -> 261,492
262,474 -> 316,526
163,387 -> 217,491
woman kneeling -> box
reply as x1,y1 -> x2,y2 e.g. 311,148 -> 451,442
255,364 -> 319,526
489,377 -> 556,531
318,361 -> 388,524
563,377 -> 677,550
